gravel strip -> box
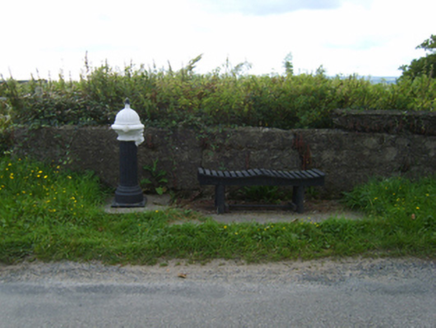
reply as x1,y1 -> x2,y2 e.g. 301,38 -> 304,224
1,257 -> 435,286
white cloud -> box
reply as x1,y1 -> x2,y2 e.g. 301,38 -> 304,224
1,0 -> 435,80
196,0 -> 345,16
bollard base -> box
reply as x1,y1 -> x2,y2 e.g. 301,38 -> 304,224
112,185 -> 147,208
111,198 -> 146,208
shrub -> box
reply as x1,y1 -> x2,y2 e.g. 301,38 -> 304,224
1,59 -> 435,131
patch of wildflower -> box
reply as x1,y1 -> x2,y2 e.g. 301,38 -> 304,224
0,156 -> 105,222
344,176 -> 436,222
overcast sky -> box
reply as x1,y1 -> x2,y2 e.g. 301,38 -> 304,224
1,0 -> 435,80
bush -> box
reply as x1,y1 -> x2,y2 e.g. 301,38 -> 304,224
1,59 -> 436,131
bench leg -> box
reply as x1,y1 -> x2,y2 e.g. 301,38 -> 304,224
215,184 -> 226,214
292,186 -> 305,213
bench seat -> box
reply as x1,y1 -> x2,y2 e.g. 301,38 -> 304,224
197,167 -> 325,214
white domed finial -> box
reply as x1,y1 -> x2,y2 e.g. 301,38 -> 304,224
111,99 -> 144,146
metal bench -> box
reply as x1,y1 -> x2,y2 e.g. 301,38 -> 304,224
197,167 -> 325,214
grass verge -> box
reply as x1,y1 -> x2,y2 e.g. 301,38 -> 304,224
1,156 -> 435,264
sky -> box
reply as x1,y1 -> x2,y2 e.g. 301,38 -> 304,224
1,0 -> 435,80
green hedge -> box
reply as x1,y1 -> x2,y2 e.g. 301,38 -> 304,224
1,61 -> 436,130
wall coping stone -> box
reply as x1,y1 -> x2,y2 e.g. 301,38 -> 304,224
332,109 -> 436,135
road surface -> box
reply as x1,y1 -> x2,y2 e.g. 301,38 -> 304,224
1,257 -> 435,327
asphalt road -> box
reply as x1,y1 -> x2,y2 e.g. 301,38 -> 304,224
1,258 -> 435,327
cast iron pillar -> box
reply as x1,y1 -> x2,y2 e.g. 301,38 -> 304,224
111,98 -> 146,207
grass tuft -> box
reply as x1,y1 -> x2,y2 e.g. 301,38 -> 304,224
1,156 -> 436,264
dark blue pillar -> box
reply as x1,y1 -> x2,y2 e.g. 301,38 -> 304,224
112,141 -> 146,207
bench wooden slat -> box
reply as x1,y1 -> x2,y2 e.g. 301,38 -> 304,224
224,171 -> 230,178
288,171 -> 300,179
287,171 -> 301,179
260,169 -> 269,177
299,171 -> 312,179
311,168 -> 326,177
274,170 -> 283,178
303,169 -> 317,178
247,169 -> 256,177
308,169 -> 322,178
282,171 -> 294,179
301,171 -> 313,179
293,171 -> 305,179
305,170 -> 318,179
306,170 -> 318,178
253,168 -> 263,176
277,170 -> 288,179
265,169 -> 275,177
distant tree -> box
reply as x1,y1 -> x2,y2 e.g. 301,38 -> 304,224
283,52 -> 294,76
400,34 -> 436,79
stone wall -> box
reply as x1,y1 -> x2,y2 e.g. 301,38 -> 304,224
12,111 -> 436,198
332,109 -> 436,135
